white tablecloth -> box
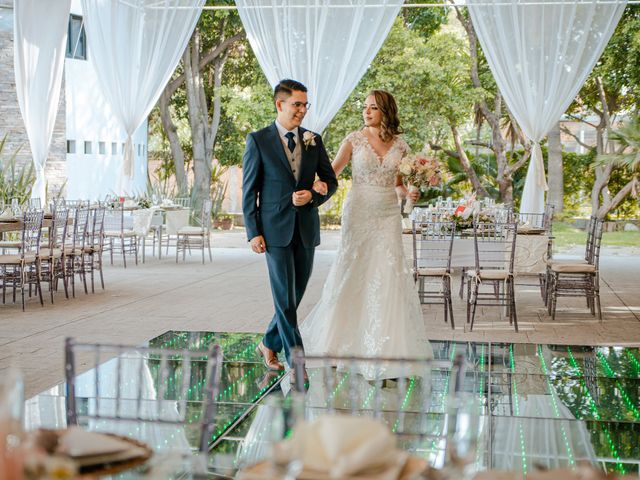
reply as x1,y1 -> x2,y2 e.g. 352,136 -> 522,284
403,234 -> 549,275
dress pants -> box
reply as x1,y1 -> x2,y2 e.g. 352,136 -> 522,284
262,219 -> 315,366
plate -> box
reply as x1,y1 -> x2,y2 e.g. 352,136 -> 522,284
75,434 -> 152,475
39,429 -> 153,475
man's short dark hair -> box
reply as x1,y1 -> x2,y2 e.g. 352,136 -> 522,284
274,79 -> 307,102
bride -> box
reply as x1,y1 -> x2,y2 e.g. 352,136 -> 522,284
300,90 -> 433,379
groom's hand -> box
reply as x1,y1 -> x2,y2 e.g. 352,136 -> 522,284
292,190 -> 312,206
250,235 -> 266,254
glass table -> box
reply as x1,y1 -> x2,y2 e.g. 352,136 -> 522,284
23,332 -> 640,478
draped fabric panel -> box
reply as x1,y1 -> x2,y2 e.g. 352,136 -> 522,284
236,0 -> 403,133
13,0 -> 71,201
468,0 -> 625,214
80,0 -> 204,192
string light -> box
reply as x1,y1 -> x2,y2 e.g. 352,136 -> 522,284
566,347 -> 626,475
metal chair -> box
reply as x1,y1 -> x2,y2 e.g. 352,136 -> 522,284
412,220 -> 456,329
173,197 -> 191,209
543,215 -> 595,306
39,205 -> 69,302
547,218 -> 604,321
82,207 -> 106,293
289,348 -> 475,457
64,207 -> 90,297
64,337 -> 223,455
176,199 -> 212,264
0,209 -> 44,310
465,221 -> 518,331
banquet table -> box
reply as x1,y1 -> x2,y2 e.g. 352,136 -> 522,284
0,215 -> 72,234
403,231 -> 550,275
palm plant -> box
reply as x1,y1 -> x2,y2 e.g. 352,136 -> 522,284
598,114 -> 640,172
0,134 -> 35,206
596,114 -> 640,217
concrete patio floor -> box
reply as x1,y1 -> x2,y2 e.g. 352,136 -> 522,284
1,229 -> 638,398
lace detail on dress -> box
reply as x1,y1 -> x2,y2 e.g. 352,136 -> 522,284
300,131 -> 432,379
344,130 -> 408,187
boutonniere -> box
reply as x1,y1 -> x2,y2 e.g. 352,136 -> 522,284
302,131 -> 316,150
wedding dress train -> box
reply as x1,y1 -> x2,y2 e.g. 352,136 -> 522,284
300,131 -> 433,379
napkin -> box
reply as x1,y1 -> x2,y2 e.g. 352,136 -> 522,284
56,427 -> 131,458
287,415 -> 424,480
0,209 -> 14,220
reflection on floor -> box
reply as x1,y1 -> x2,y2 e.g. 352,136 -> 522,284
25,331 -> 640,477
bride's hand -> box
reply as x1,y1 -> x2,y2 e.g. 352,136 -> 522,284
312,180 -> 328,195
408,188 -> 420,202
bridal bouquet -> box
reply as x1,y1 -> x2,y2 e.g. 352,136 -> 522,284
399,153 -> 441,214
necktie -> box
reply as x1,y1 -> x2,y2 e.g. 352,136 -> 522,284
285,132 -> 296,153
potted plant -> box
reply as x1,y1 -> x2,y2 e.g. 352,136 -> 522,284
214,214 -> 234,230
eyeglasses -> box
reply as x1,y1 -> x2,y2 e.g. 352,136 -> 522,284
288,101 -> 311,110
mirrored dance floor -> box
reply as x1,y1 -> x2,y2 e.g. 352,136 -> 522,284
24,331 -> 640,477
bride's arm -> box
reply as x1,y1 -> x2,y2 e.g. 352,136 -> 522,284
313,140 -> 353,194
395,175 -> 409,199
331,140 -> 353,176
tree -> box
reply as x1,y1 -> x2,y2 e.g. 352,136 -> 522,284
453,7 -> 531,203
565,5 -> 640,218
157,6 -> 246,210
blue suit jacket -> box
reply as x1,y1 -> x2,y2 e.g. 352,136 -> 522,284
242,123 -> 338,248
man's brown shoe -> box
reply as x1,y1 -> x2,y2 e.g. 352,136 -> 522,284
255,341 -> 284,371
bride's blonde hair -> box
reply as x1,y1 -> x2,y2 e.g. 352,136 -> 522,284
368,90 -> 403,143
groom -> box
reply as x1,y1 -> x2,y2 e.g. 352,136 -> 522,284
242,79 -> 338,371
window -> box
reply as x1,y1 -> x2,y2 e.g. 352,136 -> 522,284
66,15 -> 87,60
137,144 -> 142,156
99,142 -> 106,155
111,142 -> 117,155
84,141 -> 92,155
67,140 -> 76,154
122,143 -> 125,154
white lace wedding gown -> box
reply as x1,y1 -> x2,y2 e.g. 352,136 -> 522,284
300,130 -> 433,379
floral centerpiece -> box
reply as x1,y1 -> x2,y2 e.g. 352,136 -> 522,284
137,197 -> 151,209
398,152 -> 441,214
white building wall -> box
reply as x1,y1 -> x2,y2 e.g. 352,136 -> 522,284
65,0 -> 147,200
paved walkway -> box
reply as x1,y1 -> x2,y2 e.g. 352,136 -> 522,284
1,229 -> 638,398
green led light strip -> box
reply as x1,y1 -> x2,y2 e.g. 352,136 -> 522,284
595,352 -> 640,421
624,350 -> 640,377
566,347 -> 625,475
509,345 -> 528,477
537,345 -> 575,467
474,344 -> 485,469
211,369 -> 283,442
391,378 -> 416,433
426,344 -> 458,462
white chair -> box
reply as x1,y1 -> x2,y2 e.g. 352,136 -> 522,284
103,204 -> 138,268
176,199 -> 212,264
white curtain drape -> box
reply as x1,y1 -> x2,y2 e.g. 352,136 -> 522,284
236,0 -> 403,133
81,0 -> 204,193
468,0 -> 625,214
13,0 -> 71,201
